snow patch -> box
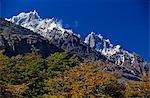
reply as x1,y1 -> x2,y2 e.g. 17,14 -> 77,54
85,32 -> 135,66
6,10 -> 79,40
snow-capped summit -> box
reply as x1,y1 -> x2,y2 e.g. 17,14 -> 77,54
6,11 -> 145,67
84,32 -> 114,54
2,11 -> 149,81
84,32 -> 97,48
85,32 -> 135,65
6,10 -> 76,41
6,10 -> 41,25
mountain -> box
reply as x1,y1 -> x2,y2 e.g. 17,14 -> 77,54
0,18 -> 105,60
85,32 -> 137,65
84,32 -> 149,80
0,18 -> 64,57
6,10 -> 80,40
4,11 -> 149,80
5,10 -> 106,60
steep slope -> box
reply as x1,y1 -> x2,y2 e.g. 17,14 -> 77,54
85,32 -> 141,65
5,11 -> 149,80
6,10 -> 79,40
84,32 -> 149,80
0,18 -> 64,57
1,17 -> 105,60
6,11 -> 106,60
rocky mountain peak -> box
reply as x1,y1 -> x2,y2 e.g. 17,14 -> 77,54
6,10 -> 80,42
5,11 -> 148,67
84,32 -> 114,53
84,32 -> 137,66
6,10 -> 41,25
1,10 -> 149,81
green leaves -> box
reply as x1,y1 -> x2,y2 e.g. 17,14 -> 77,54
0,51 -> 148,98
0,52 -> 79,97
46,52 -> 79,77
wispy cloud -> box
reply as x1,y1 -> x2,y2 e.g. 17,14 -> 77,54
74,20 -> 79,27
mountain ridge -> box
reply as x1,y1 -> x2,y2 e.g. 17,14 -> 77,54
2,11 -> 149,81
6,11 -> 148,63
1,17 -> 106,60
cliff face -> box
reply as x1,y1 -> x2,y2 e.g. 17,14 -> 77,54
6,11 -> 147,65
5,11 -> 106,61
0,18 -> 105,60
0,10 -> 149,81
0,18 -> 64,57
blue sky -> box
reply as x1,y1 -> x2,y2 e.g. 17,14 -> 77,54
1,0 -> 149,60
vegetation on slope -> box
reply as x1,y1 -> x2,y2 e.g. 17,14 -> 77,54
0,51 -> 149,98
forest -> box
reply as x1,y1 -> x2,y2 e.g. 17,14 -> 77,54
0,51 -> 149,98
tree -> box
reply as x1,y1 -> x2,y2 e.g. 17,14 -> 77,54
5,83 -> 29,97
0,52 -> 79,97
0,53 -> 47,97
46,52 -> 79,77
44,61 -> 126,98
0,50 -> 10,70
125,76 -> 150,98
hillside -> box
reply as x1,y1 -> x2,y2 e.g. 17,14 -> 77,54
0,52 -> 149,98
0,11 -> 149,98
3,11 -> 150,81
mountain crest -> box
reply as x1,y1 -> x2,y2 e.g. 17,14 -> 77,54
6,10 -> 41,24
6,11 -> 146,66
6,10 -> 78,41
84,32 -> 136,66
1,11 -> 149,81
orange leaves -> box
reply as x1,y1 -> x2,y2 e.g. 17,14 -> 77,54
6,83 -> 29,95
1,51 -> 149,97
44,61 -> 117,97
126,79 -> 150,97
58,61 -> 119,97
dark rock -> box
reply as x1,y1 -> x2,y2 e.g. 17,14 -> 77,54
0,18 -> 64,57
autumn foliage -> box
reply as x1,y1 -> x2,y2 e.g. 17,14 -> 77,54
0,51 -> 149,98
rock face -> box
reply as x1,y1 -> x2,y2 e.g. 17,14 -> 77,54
4,11 -> 149,81
5,10 -> 79,41
5,11 -> 106,60
85,32 -> 138,65
0,18 -> 105,60
49,30 -> 106,60
84,32 -> 150,81
0,18 -> 64,57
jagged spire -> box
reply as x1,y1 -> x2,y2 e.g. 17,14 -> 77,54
6,11 -> 137,66
6,10 -> 80,41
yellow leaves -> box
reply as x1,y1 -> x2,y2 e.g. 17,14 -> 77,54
42,94 -> 65,98
6,83 -> 29,95
1,51 -> 149,97
0,50 -> 9,69
71,94 -> 82,98
45,77 -> 63,87
56,61 -> 119,97
125,80 -> 150,97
